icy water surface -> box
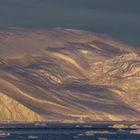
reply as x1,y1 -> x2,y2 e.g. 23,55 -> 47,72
0,122 -> 140,140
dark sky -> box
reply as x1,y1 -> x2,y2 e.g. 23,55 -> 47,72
0,0 -> 140,47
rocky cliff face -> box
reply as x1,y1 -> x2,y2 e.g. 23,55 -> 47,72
0,92 -> 41,122
0,28 -> 140,122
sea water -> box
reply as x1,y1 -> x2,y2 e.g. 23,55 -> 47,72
0,122 -> 140,140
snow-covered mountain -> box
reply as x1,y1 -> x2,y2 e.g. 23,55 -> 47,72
0,28 -> 140,122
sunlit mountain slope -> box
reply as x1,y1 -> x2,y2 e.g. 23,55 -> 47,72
0,28 -> 140,122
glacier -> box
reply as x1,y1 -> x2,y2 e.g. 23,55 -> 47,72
0,28 -> 140,122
